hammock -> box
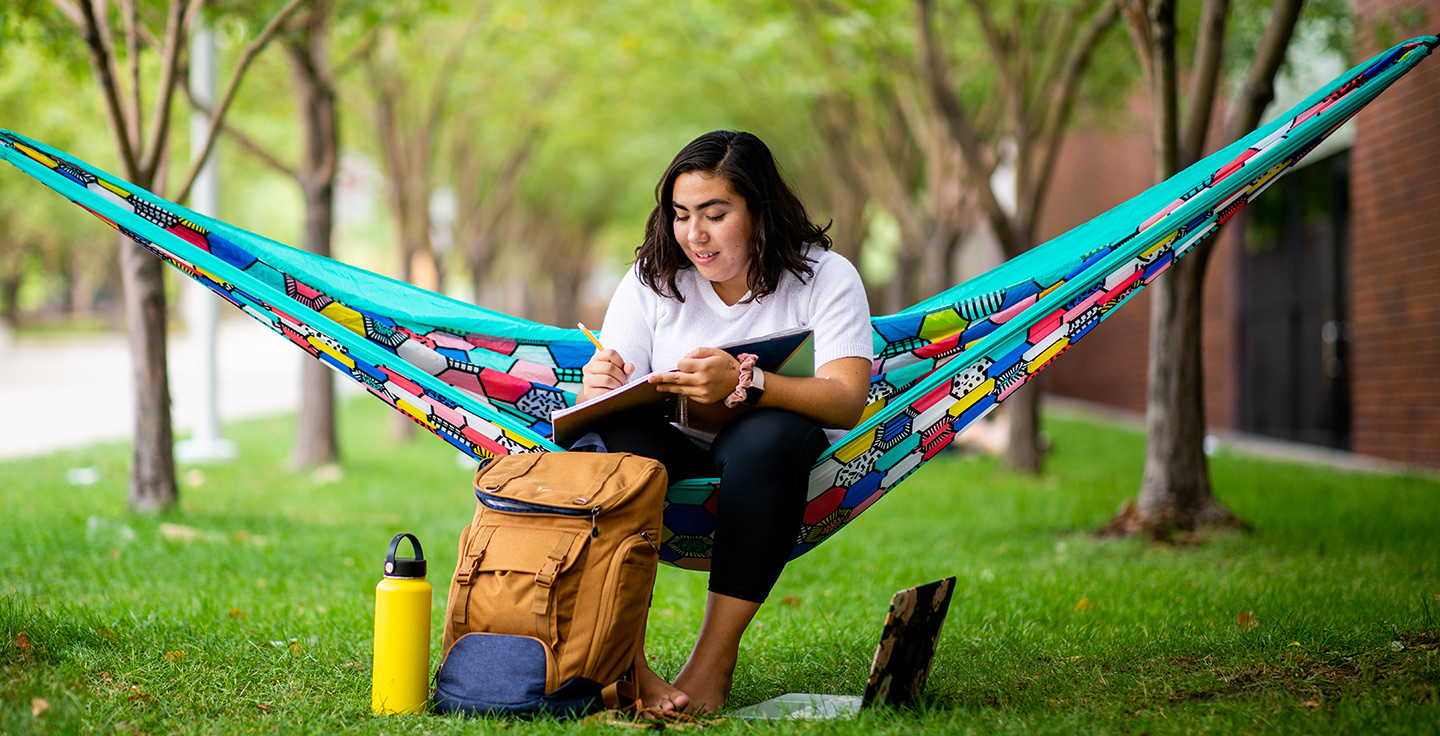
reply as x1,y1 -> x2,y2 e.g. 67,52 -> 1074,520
2,37 -> 1433,569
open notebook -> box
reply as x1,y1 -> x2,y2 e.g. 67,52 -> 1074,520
550,326 -> 813,447
729,577 -> 956,720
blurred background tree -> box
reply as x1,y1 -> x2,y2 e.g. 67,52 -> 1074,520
3,0 -> 1375,509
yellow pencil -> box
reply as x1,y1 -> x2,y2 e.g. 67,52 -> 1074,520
577,322 -> 605,351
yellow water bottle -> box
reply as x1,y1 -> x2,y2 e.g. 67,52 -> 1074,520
371,532 -> 431,715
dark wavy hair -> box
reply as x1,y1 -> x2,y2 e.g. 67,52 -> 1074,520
634,130 -> 832,302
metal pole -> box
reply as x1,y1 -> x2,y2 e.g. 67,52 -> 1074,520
177,13 -> 236,463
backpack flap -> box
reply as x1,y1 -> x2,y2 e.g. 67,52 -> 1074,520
450,523 -> 588,683
474,452 -> 633,511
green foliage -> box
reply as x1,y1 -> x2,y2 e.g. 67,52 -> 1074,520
2,402 -> 1438,733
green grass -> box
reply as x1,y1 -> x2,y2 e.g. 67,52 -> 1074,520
3,399 -> 1438,734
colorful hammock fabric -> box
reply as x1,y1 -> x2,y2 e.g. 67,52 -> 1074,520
2,37 -> 1433,569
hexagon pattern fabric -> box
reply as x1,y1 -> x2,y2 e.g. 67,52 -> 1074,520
2,37 -> 1432,569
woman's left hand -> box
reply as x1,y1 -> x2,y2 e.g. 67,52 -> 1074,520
647,347 -> 742,405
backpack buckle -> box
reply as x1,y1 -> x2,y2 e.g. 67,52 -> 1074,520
534,549 -> 566,587
455,553 -> 483,586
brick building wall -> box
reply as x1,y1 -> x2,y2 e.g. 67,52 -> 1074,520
1350,0 -> 1440,466
1036,5 -> 1439,468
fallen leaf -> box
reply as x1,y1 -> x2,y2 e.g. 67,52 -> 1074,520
128,686 -> 153,703
258,703 -> 275,713
1237,611 -> 1259,629
780,595 -> 802,608
93,626 -> 118,642
289,642 -> 303,654
31,697 -> 49,718
1302,699 -> 1320,709
164,650 -> 186,662
14,631 -> 31,652
159,523 -> 220,543
1074,598 -> 1096,612
311,463 -> 344,485
1288,641 -> 1301,647
229,608 -> 246,619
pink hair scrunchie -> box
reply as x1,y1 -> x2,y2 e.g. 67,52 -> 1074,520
724,353 -> 760,408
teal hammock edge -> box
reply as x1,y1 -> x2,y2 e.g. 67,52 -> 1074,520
0,136 -> 564,455
1,36 -> 1433,570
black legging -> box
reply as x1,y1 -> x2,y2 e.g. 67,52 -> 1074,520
593,407 -> 831,603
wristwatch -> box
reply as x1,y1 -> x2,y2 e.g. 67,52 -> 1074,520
742,367 -> 766,406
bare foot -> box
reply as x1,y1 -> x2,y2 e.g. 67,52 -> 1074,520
672,650 -> 737,716
635,654 -> 690,713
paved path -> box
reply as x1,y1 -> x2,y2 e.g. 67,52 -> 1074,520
0,318 -> 1430,479
0,317 -> 318,460
1048,397 -> 1436,479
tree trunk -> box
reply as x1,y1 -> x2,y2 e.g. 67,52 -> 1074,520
118,234 -> 177,512
553,271 -> 581,329
1002,381 -> 1043,472
1000,216 -> 1044,473
293,179 -> 339,467
1100,254 -> 1241,537
286,13 -> 341,469
0,272 -> 19,327
1102,0 -> 1305,539
55,245 -> 77,314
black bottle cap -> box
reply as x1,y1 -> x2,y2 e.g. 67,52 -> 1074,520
383,533 -> 426,578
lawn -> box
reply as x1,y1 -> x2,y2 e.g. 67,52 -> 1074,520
2,399 -> 1437,734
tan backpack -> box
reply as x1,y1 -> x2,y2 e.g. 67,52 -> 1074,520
433,451 -> 667,719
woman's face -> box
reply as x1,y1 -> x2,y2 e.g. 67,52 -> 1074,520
671,171 -> 754,305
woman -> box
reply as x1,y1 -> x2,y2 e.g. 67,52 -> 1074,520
579,130 -> 872,714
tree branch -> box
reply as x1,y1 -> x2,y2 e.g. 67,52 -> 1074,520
1149,0 -> 1180,179
172,0 -> 308,203
1116,0 -> 1154,91
139,0 -> 187,182
121,0 -> 143,156
916,0 -> 1021,257
1224,0 -> 1303,139
1035,1 -> 1085,121
420,3 -> 489,158
1032,1 -> 1117,216
965,0 -> 1021,113
325,22 -> 380,83
182,84 -> 300,180
72,0 -> 140,178
50,0 -> 85,25
1181,0 -> 1229,165
181,0 -> 204,44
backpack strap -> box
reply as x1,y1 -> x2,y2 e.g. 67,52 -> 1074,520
601,679 -> 639,711
473,452 -> 545,489
477,452 -> 629,502
531,531 -> 581,640
578,453 -> 627,501
451,526 -> 498,626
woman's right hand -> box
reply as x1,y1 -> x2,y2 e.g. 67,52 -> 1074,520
579,349 -> 634,402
